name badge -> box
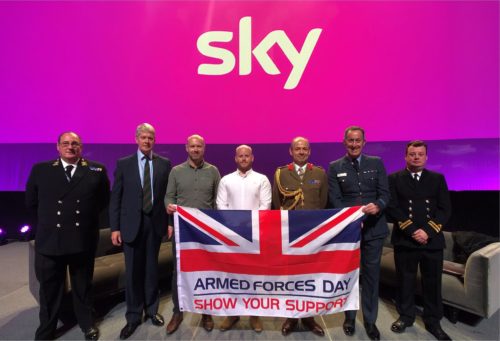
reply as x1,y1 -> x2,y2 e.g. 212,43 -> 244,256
337,173 -> 347,177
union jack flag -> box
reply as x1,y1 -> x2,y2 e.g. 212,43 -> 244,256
174,207 -> 365,317
176,206 -> 364,275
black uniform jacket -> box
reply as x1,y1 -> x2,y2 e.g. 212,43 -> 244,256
386,168 -> 451,249
25,158 -> 110,256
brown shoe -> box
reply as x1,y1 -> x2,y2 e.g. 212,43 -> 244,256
166,313 -> 183,335
220,316 -> 240,331
201,314 -> 214,332
281,318 -> 298,336
302,317 -> 325,336
249,316 -> 263,333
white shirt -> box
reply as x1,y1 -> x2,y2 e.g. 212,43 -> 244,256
408,169 -> 423,181
216,169 -> 272,210
60,159 -> 78,178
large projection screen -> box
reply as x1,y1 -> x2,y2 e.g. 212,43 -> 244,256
0,1 -> 498,190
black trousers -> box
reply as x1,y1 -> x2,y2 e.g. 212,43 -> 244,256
35,250 -> 95,340
345,237 -> 384,324
123,214 -> 162,323
394,246 -> 443,326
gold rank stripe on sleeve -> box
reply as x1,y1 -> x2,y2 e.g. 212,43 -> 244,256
398,219 -> 412,230
428,220 -> 442,233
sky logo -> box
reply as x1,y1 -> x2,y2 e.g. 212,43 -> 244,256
197,17 -> 322,90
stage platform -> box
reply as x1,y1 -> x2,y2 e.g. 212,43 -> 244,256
0,241 -> 498,340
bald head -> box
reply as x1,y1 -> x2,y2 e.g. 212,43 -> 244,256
186,134 -> 205,146
235,144 -> 254,173
289,136 -> 311,166
290,136 -> 310,149
235,144 -> 252,155
186,134 -> 206,166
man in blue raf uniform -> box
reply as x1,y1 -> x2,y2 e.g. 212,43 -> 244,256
110,123 -> 172,339
26,132 -> 110,340
386,141 -> 452,341
328,126 -> 390,340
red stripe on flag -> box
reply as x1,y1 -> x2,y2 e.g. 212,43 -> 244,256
260,210 -> 282,259
177,206 -> 239,247
180,249 -> 360,275
291,206 -> 361,248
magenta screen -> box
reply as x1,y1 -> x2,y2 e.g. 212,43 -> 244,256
0,1 -> 498,144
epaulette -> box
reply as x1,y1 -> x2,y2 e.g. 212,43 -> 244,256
311,164 -> 324,170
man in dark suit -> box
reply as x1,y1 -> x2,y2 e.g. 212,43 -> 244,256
26,131 -> 110,340
328,126 -> 390,340
386,140 -> 452,341
109,123 -> 172,339
272,136 -> 327,337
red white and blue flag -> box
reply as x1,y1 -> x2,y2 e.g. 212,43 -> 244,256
174,206 -> 364,317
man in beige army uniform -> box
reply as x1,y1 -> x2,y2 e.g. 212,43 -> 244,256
272,136 -> 328,337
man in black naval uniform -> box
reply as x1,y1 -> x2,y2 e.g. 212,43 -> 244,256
328,126 -> 390,340
25,132 -> 110,340
386,140 -> 452,341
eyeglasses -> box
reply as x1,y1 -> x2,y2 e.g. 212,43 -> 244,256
59,141 -> 81,148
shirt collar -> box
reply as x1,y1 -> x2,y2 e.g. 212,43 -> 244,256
347,154 -> 362,163
294,163 -> 306,172
60,158 -> 79,169
237,168 -> 253,178
138,149 -> 153,160
407,168 -> 423,177
187,158 -> 205,169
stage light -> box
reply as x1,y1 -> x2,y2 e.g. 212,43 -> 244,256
0,228 -> 7,245
18,224 -> 33,241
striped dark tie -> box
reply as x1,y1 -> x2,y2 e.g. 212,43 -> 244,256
142,156 -> 153,214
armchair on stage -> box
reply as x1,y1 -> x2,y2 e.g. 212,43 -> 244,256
28,228 -> 174,316
380,224 -> 500,321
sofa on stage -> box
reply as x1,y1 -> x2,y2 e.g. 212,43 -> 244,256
380,224 -> 500,320
28,228 -> 174,312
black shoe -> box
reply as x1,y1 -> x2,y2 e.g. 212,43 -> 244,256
343,318 -> 355,336
391,319 -> 413,333
281,318 -> 298,336
364,322 -> 380,340
145,313 -> 164,326
425,324 -> 452,340
84,326 -> 99,341
302,317 -> 325,337
119,321 -> 141,340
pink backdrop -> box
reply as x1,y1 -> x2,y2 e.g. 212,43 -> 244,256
0,1 -> 498,143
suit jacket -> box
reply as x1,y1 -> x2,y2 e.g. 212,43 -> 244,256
386,169 -> 451,249
109,152 -> 171,243
272,163 -> 328,210
328,155 -> 390,240
25,158 -> 110,256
